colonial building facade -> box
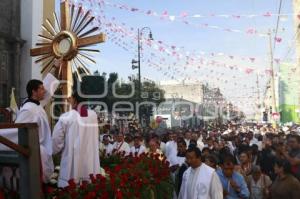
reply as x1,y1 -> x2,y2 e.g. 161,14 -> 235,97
0,0 -> 23,107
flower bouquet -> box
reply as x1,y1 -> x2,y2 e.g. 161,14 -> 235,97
45,152 -> 174,199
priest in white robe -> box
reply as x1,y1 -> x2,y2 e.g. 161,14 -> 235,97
130,135 -> 146,157
165,132 -> 178,165
169,139 -> 187,168
0,73 -> 59,183
184,131 -> 192,147
52,91 -> 100,188
100,134 -> 114,157
112,132 -> 130,156
179,147 -> 223,199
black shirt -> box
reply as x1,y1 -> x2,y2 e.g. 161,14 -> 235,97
260,148 -> 276,181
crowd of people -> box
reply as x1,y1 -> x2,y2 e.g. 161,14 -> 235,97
1,74 -> 300,199
99,124 -> 300,199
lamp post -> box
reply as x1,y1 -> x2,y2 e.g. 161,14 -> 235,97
132,27 -> 153,121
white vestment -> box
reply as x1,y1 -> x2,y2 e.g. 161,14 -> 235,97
249,138 -> 259,146
165,141 -> 178,164
99,142 -> 105,153
169,155 -> 186,167
160,142 -> 166,155
0,74 -> 58,183
130,145 -> 146,156
100,142 -> 114,156
0,102 -> 54,182
184,139 -> 190,147
112,141 -> 130,156
52,110 -> 100,188
178,163 -> 223,199
197,139 -> 205,151
104,143 -> 114,156
0,73 -> 59,183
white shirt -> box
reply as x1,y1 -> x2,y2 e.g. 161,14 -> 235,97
165,140 -> 177,159
256,141 -> 263,151
169,155 -> 186,167
250,138 -> 259,146
112,141 -> 130,156
160,142 -> 166,155
104,143 -> 114,156
197,139 -> 205,151
249,175 -> 272,199
99,142 -> 114,156
184,139 -> 190,147
130,145 -> 146,156
99,142 -> 105,152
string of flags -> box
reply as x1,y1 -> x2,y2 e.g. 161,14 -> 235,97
96,12 -> 276,77
68,2 -> 291,82
72,1 -> 287,66
99,14 -> 271,88
94,0 -> 290,38
71,2 -> 292,79
108,0 -> 300,21
68,0 -> 293,110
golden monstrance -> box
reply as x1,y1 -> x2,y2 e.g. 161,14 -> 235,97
30,0 -> 105,110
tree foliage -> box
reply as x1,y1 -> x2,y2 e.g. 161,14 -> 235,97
78,73 -> 165,116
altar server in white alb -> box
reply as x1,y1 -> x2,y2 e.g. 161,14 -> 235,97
0,73 -> 59,183
165,131 -> 178,163
112,132 -> 131,156
52,91 -> 100,188
178,147 -> 223,199
130,135 -> 146,157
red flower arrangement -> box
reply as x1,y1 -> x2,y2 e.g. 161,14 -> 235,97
45,152 -> 174,199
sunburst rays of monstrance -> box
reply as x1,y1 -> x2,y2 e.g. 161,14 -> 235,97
30,0 -> 105,111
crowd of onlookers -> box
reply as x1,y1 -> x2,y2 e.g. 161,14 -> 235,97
99,123 -> 300,199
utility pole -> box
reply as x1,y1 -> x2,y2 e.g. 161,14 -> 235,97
268,30 -> 278,122
132,27 -> 153,121
137,28 -> 141,108
256,73 -> 261,121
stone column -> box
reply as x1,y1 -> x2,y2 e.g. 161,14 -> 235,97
20,0 -> 44,100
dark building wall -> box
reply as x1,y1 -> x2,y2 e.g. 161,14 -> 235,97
0,0 -> 23,107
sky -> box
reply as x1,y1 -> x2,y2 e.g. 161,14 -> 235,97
58,0 -> 297,115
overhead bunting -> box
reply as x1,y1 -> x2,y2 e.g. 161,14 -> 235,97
94,12 -> 276,76
68,0 -> 291,112
95,0 -> 290,38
